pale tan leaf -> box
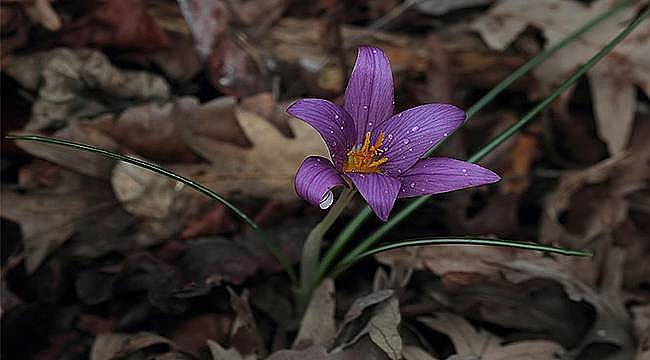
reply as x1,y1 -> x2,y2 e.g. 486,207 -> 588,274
294,278 -> 337,348
111,160 -> 180,219
368,296 -> 402,360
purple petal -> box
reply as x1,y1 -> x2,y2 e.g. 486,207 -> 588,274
344,46 -> 394,144
287,99 -> 356,168
295,156 -> 346,209
346,173 -> 401,221
397,158 -> 500,198
376,104 -> 465,177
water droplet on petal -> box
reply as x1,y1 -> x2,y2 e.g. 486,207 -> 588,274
408,148 -> 413,152
387,134 -> 393,140
397,113 -> 402,117
372,49 -> 378,54
340,126 -> 344,130
411,126 -> 419,132
409,182 -> 415,188
319,191 -> 334,209
368,122 -> 373,127
402,139 -> 410,144
334,114 -> 340,119
329,130 -> 334,134
443,132 -> 448,136
363,105 -> 368,110
397,169 -> 402,174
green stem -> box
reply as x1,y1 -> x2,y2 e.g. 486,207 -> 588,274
327,3 -> 650,280
6,135 -> 299,285
317,0 -> 636,282
300,188 -> 355,291
330,237 -> 591,278
297,188 -> 355,309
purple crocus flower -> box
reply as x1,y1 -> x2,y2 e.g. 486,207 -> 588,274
288,46 -> 500,221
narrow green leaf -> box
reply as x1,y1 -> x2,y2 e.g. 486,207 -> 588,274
6,134 -> 298,284
331,237 -> 591,278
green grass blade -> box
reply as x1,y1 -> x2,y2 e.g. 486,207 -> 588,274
6,134 -> 298,284
325,3 -> 650,280
317,0 -> 637,282
331,237 -> 591,278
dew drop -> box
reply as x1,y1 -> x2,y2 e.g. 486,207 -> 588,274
397,113 -> 402,117
368,122 -> 373,127
409,182 -> 415,188
340,126 -> 344,130
372,49 -> 378,54
443,132 -> 448,136
329,130 -> 334,134
363,105 -> 368,110
408,148 -> 413,152
334,114 -> 340,119
387,134 -> 393,140
402,139 -> 410,144
397,169 -> 402,174
411,126 -> 419,132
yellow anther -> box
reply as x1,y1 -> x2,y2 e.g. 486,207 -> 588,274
343,131 -> 389,173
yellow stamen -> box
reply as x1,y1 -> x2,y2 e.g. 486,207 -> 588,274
343,131 -> 389,173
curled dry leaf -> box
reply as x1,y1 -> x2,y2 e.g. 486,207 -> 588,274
334,290 -> 402,359
111,160 -> 179,219
175,107 -> 327,200
473,0 -> 650,153
419,312 -> 564,359
4,48 -> 170,131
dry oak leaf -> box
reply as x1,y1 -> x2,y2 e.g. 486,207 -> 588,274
473,0 -> 650,153
419,313 -> 564,359
176,107 -> 327,200
293,278 -> 337,349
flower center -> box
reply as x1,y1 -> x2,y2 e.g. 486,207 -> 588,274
343,132 -> 388,173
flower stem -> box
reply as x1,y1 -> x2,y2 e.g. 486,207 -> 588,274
298,187 -> 355,306
323,1 -> 650,281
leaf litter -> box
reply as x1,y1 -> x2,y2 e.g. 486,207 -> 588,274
2,0 -> 650,359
